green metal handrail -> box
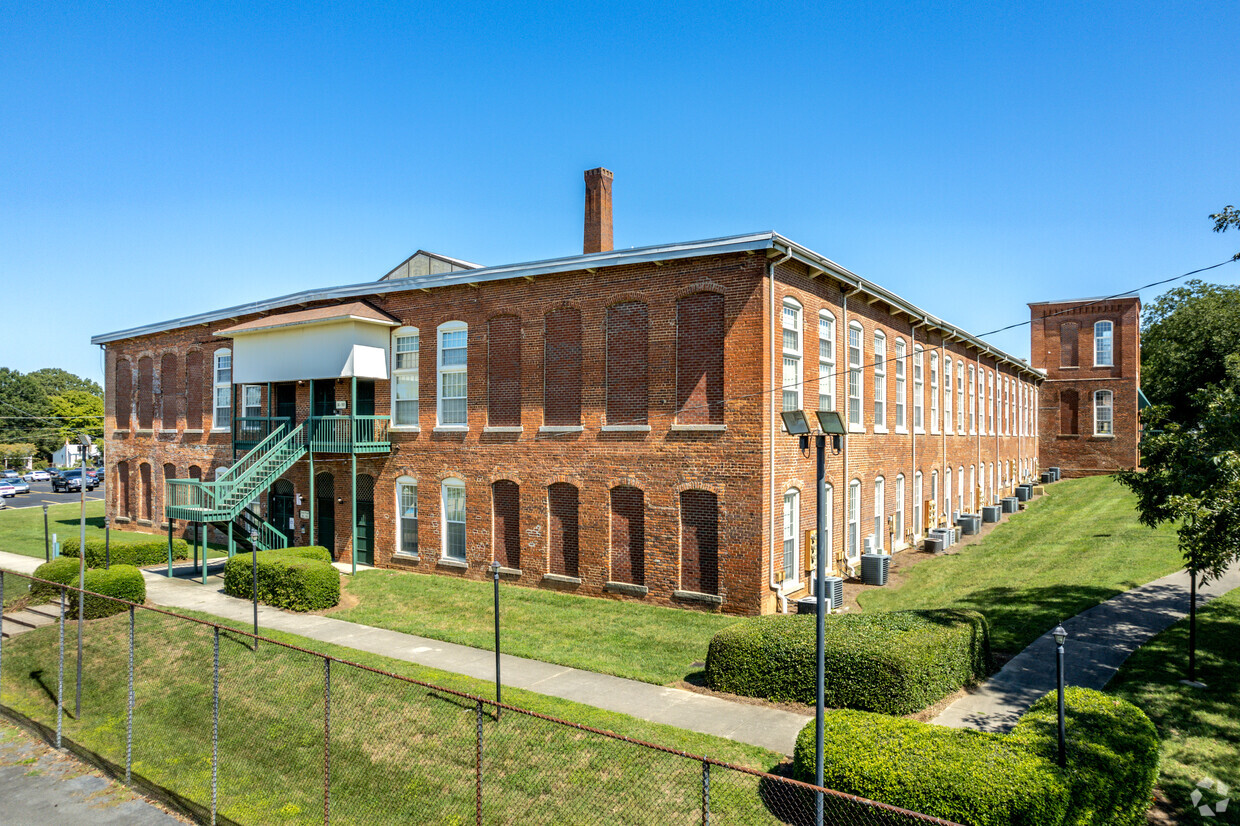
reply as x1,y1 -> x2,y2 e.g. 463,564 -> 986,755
354,415 -> 390,445
309,416 -> 353,452
215,423 -> 292,486
233,416 -> 292,450
167,478 -> 216,512
217,423 -> 307,509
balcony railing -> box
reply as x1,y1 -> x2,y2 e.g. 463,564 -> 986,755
233,416 -> 292,453
233,416 -> 390,454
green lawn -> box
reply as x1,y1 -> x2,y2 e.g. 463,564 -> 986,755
0,500 -> 225,561
335,569 -> 743,685
858,475 -> 1184,654
0,608 -> 788,825
1109,588 -> 1240,825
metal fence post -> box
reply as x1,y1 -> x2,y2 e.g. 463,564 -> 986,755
126,604 -> 134,785
57,586 -> 65,749
212,626 -> 220,826
701,760 -> 711,826
323,658 -> 331,826
475,699 -> 483,826
0,571 -> 5,703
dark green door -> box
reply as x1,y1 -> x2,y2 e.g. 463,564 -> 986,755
275,383 -> 297,428
356,381 -> 375,416
313,381 -> 336,417
268,479 -> 295,538
355,474 -> 374,565
315,472 -> 335,555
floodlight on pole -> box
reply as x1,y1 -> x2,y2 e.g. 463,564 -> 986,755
815,410 -> 846,454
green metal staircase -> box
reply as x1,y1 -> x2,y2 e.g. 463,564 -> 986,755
166,422 -> 308,524
229,506 -> 290,552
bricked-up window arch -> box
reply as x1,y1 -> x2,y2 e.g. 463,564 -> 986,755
1060,321 -> 1079,368
680,489 -> 719,596
159,353 -> 178,430
116,460 -> 130,518
609,486 -> 644,585
676,292 -> 725,425
1060,388 -> 1079,435
548,483 -> 579,578
115,359 -> 132,429
544,308 -> 582,427
139,463 -> 152,522
606,302 -> 649,426
487,316 -> 521,428
184,351 -> 203,430
188,465 -> 202,481
492,480 -> 520,569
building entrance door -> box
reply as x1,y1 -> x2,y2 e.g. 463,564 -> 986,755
355,474 -> 374,565
275,383 -> 297,430
315,472 -> 335,555
268,479 -> 295,538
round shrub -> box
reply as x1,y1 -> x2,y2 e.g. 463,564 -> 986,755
30,559 -> 145,619
60,536 -> 191,568
705,609 -> 991,714
223,547 -> 339,611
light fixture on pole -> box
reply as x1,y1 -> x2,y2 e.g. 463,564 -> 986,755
1052,623 -> 1068,768
815,410 -> 846,455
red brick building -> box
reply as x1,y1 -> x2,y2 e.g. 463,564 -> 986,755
94,170 -> 1043,615
1029,296 -> 1141,476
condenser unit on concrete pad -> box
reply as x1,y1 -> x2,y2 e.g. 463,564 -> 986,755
860,553 -> 889,586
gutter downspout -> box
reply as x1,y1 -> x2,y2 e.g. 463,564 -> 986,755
910,321 -> 917,546
768,246 -> 793,613
841,288 -> 856,579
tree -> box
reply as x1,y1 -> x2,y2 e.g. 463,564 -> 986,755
0,443 -> 37,469
1140,280 -> 1240,425
26,367 -> 102,398
0,368 -> 55,451
1212,204 -> 1240,260
48,390 -> 104,442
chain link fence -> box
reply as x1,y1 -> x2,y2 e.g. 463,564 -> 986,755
0,569 -> 962,826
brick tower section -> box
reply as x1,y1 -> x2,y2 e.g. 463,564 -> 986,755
583,167 -> 613,254
1030,296 -> 1141,476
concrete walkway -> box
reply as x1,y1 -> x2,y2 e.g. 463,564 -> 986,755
934,562 -> 1240,732
0,551 -> 810,754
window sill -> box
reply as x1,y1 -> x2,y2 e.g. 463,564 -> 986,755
210,428 -> 230,434
1090,434 -> 1115,440
542,573 -> 582,586
136,519 -> 152,527
873,426 -> 888,434
497,566 -> 522,578
894,427 -> 908,435
183,429 -> 204,435
538,426 -> 583,434
671,423 -> 726,432
433,426 -> 469,434
1057,434 -> 1081,440
674,589 -> 723,606
483,426 -> 523,434
774,579 -> 801,594
604,581 -> 648,597
114,517 -> 131,525
1058,366 -> 1080,370
437,557 -> 468,570
159,429 -> 178,435
600,425 -> 651,433
135,429 -> 154,437
112,429 -> 129,438
392,552 -> 420,562
913,428 -> 925,435
390,426 -> 422,433
848,425 -> 866,434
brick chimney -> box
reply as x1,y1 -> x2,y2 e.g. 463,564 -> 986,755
583,167 -> 614,254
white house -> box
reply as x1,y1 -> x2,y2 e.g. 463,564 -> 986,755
52,439 -> 101,468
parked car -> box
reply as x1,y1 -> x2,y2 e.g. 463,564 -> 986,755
46,468 -> 63,480
1,470 -> 20,480
52,470 -> 98,493
25,470 -> 50,482
0,481 -> 16,498
5,478 -> 30,494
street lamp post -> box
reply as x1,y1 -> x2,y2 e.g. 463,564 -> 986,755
1053,624 -> 1068,768
490,560 -> 502,718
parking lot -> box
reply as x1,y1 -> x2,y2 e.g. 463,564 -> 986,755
0,479 -> 106,510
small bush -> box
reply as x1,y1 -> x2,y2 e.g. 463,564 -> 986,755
1008,687 -> 1160,826
223,547 -> 339,611
705,609 -> 990,714
60,537 -> 190,568
30,559 -> 145,619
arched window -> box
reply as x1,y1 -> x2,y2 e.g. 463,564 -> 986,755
944,466 -> 952,519
929,353 -> 939,433
956,362 -> 965,434
969,465 -> 976,511
1060,388 -> 1079,435
548,482 -> 579,577
1060,321 -> 1080,367
544,308 -> 582,427
676,292 -> 725,424
1094,321 -> 1113,367
606,302 -> 649,426
492,480 -> 520,569
873,332 -> 887,430
137,357 -> 154,430
781,299 -> 803,412
894,338 -> 907,431
441,477 -> 466,560
160,353 -> 178,430
397,476 -> 419,557
780,488 -> 800,587
957,466 -> 965,514
930,470 -> 939,526
681,490 -> 719,596
943,357 -> 953,433
188,465 -> 202,481
116,461 -> 130,519
487,316 -> 521,428
437,323 -> 468,428
818,311 -> 836,412
184,351 -> 203,430
1094,390 -> 1114,435
874,476 -> 886,551
847,479 -> 861,560
968,364 -> 976,434
894,474 -> 905,548
212,348 -> 232,431
913,345 -> 924,431
847,322 -> 863,427
987,371 -> 994,435
115,359 -> 132,430
392,326 -> 420,428
913,471 -> 923,538
610,486 -> 644,586
139,463 -> 152,522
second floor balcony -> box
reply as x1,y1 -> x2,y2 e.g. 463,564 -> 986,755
234,415 -> 391,455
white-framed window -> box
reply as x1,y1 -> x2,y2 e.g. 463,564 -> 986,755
392,326 -> 420,428
969,465 -> 976,511
782,299 -> 803,413
987,371 -> 994,435
874,476 -> 886,551
396,477 -> 419,557
212,348 -> 232,431
968,365 -> 976,434
894,474 -> 905,548
813,484 -> 834,596
437,322 -> 468,427
1094,390 -> 1113,435
1004,377 -> 1010,435
848,322 -> 863,428
944,466 -> 952,518
929,353 -> 939,433
1094,321 -> 1114,367
242,384 -> 261,419
943,357 -> 953,433
956,362 -> 965,433
913,471 -> 923,537
818,311 -> 836,412
957,466 -> 964,514
913,345 -> 924,431
894,338 -> 907,431
989,462 -> 995,505
930,470 -> 939,525
781,488 -> 800,587
873,332 -> 887,429
847,479 -> 861,561
441,477 -> 466,560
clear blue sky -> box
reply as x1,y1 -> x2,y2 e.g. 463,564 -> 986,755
3,1 -> 1238,385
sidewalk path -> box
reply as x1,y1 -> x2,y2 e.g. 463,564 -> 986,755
934,562 -> 1240,732
0,551 -> 810,754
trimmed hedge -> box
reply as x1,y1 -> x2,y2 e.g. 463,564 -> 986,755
705,609 -> 991,714
30,559 -> 145,619
60,537 -> 191,568
1008,687 -> 1160,826
222,547 -> 339,612
792,688 -> 1158,826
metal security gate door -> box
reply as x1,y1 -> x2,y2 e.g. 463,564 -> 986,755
316,472 -> 335,555
355,474 -> 374,565
268,479 -> 295,535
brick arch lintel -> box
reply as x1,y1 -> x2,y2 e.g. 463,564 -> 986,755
546,474 -> 584,489
489,474 -> 523,487
603,293 -> 651,311
674,280 -> 726,301
606,476 -> 643,492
